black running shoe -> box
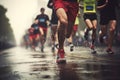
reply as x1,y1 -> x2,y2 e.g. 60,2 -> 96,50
91,49 -> 97,54
51,47 -> 55,53
41,46 -> 44,52
55,44 -> 59,49
70,43 -> 74,51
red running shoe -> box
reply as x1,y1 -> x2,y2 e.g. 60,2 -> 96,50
56,49 -> 66,64
90,44 -> 97,54
90,44 -> 94,50
106,48 -> 114,54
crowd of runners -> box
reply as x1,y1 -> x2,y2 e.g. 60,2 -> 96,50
22,0 -> 120,63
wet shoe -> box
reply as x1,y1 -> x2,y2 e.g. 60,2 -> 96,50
106,48 -> 114,54
56,49 -> 66,64
51,47 -> 55,53
91,49 -> 97,54
90,44 -> 94,50
70,43 -> 74,51
51,45 -> 55,52
90,44 -> 97,54
55,44 -> 59,49
41,45 -> 44,52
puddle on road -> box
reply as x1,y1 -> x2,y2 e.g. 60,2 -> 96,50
1,47 -> 120,80
1,59 -> 120,80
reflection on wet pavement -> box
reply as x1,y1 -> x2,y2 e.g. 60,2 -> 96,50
0,46 -> 120,80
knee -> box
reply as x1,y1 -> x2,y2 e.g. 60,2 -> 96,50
110,25 -> 116,32
109,20 -> 116,31
60,18 -> 68,26
110,27 -> 115,32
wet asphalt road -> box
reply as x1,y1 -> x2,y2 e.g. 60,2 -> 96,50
0,46 -> 120,80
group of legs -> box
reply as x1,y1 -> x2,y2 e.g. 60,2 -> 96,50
53,0 -> 79,63
67,13 -> 80,51
52,0 -> 117,63
82,0 -> 117,54
83,13 -> 97,54
28,28 -> 46,52
99,17 -> 116,54
83,14 -> 116,54
28,20 -> 45,52
98,0 -> 117,54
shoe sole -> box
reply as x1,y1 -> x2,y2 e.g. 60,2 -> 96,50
70,48 -> 73,51
106,50 -> 114,54
57,60 -> 66,64
91,51 -> 97,54
91,49 -> 97,54
107,51 -> 114,54
56,58 -> 66,64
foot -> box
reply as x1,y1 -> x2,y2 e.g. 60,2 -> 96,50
51,45 -> 55,52
91,49 -> 97,54
69,43 -> 74,51
51,47 -> 55,53
55,44 -> 59,49
106,48 -> 114,54
56,49 -> 66,64
41,45 -> 44,52
90,44 -> 97,54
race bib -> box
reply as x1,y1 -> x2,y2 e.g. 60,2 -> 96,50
84,0 -> 96,13
39,18 -> 45,22
34,26 -> 39,30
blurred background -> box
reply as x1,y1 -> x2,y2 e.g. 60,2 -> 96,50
0,0 -> 52,48
0,0 -> 120,50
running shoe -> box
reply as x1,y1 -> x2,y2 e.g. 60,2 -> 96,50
91,49 -> 97,54
90,44 -> 97,54
41,45 -> 44,52
51,47 -> 55,53
70,43 -> 74,51
106,48 -> 114,54
55,44 -> 59,49
56,49 -> 66,64
51,45 -> 55,52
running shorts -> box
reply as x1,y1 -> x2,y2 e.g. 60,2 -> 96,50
29,34 -> 40,40
83,13 -> 97,21
100,11 -> 116,25
53,0 -> 79,22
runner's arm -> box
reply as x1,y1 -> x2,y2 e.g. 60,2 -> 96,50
47,0 -> 53,9
97,0 -> 108,9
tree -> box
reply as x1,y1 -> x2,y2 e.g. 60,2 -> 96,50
0,5 -> 16,50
